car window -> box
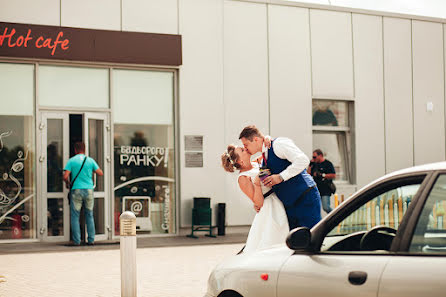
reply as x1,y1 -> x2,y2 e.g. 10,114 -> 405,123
409,174 -> 446,254
321,182 -> 422,252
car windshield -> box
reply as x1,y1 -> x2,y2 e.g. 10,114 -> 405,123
327,184 -> 421,237
321,178 -> 425,253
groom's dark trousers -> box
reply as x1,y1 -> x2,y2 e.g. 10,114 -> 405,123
266,144 -> 322,230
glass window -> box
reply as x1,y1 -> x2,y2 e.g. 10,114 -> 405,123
0,62 -> 36,240
113,69 -> 176,235
410,175 -> 446,254
38,65 -> 109,108
322,181 -> 422,252
312,99 -> 353,183
313,100 -> 348,126
88,119 -> 104,192
46,118 -> 64,237
0,116 -> 36,240
113,69 -> 173,125
313,132 -> 348,181
47,119 -> 64,193
0,63 -> 34,115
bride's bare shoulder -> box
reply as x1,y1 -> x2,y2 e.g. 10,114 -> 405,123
238,175 -> 253,193
237,174 -> 251,182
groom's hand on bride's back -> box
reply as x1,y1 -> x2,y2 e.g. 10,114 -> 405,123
264,135 -> 272,148
253,175 -> 261,187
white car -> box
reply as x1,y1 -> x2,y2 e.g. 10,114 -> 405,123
205,162 -> 446,297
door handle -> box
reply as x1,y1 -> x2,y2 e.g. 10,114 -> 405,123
348,271 -> 367,285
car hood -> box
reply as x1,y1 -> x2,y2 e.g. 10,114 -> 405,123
215,243 -> 294,271
207,244 -> 294,297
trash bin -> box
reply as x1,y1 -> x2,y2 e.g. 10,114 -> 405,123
217,203 -> 226,236
194,197 -> 210,209
187,197 -> 216,238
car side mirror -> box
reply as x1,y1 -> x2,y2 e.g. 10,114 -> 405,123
286,227 -> 311,251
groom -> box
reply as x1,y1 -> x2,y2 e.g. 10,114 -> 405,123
239,125 -> 321,230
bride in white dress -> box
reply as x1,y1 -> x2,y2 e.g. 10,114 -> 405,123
221,144 -> 289,253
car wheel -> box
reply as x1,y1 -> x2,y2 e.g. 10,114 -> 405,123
218,290 -> 243,297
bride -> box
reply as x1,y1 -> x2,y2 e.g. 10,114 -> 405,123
221,144 -> 289,253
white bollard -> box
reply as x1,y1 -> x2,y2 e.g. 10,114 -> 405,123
120,211 -> 137,297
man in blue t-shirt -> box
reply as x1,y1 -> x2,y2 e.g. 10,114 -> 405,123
63,142 -> 103,246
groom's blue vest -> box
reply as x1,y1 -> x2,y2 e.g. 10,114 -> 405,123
267,142 -> 321,229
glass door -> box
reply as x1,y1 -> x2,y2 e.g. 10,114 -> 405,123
84,112 -> 110,241
40,112 -> 70,241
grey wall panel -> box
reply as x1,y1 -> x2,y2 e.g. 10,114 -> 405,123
352,14 -> 385,187
268,5 -> 313,157
178,0 -> 225,227
310,9 -> 354,99
122,0 -> 178,34
0,0 -> 60,26
383,17 -> 413,173
412,20 -> 445,165
223,0 -> 269,225
61,0 -> 120,30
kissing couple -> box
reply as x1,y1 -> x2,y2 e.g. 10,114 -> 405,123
221,125 -> 322,253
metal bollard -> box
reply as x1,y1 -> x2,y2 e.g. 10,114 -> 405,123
120,211 -> 137,297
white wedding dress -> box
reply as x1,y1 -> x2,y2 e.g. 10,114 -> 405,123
239,165 -> 290,253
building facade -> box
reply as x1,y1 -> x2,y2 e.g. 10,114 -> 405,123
1,0 -> 446,243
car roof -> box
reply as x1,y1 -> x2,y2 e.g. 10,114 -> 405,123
387,161 -> 446,176
354,161 -> 446,198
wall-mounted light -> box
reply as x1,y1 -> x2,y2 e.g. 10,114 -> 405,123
426,101 -> 434,112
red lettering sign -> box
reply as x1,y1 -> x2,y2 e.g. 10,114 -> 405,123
0,21 -> 183,66
0,27 -> 70,56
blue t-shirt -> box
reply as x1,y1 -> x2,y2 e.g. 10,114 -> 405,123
64,154 -> 99,190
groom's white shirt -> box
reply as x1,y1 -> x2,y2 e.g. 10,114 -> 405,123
262,137 -> 310,182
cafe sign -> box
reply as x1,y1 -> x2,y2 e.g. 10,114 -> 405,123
0,27 -> 69,56
0,22 -> 182,66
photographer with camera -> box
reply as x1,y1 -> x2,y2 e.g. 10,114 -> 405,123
309,149 -> 336,214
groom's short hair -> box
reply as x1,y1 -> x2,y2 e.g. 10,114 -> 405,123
239,125 -> 263,141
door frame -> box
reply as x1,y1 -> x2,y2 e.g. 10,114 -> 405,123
38,110 -> 111,242
38,111 -> 70,242
84,112 -> 111,241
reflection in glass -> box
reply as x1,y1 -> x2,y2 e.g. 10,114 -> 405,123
113,124 -> 175,235
312,100 -> 348,126
0,115 -> 35,240
47,198 -> 64,236
94,198 -> 104,234
113,69 -> 176,235
410,175 -> 446,253
47,119 -> 63,192
313,132 -> 348,181
327,184 -> 420,238
88,119 -> 104,191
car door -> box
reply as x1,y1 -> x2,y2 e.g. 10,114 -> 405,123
277,174 -> 429,297
379,171 -> 446,297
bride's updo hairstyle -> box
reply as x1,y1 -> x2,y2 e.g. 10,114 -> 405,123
221,144 -> 241,173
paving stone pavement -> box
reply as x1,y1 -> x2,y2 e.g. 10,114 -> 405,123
0,243 -> 244,297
